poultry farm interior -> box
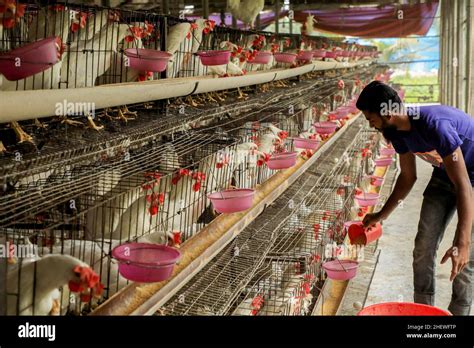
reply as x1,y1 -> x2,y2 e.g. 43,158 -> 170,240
0,0 -> 396,317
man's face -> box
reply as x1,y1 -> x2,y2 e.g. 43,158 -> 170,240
362,110 -> 391,131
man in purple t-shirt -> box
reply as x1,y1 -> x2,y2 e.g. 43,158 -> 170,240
356,81 -> 473,315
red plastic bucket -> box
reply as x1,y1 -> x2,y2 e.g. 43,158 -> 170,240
293,137 -> 320,150
248,51 -> 272,64
267,152 -> 297,170
124,49 -> 171,72
323,260 -> 359,281
112,243 -> 181,283
197,50 -> 231,66
314,121 -> 337,135
358,302 -> 451,316
0,37 -> 59,81
274,52 -> 297,64
208,188 -> 255,213
348,221 -> 382,245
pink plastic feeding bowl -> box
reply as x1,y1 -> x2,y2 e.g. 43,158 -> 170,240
323,260 -> 359,281
325,51 -> 338,59
274,52 -> 297,64
293,137 -> 320,150
248,51 -> 272,64
358,302 -> 451,316
367,175 -> 384,187
355,192 -> 380,207
312,49 -> 326,59
196,50 -> 231,66
314,121 -> 337,135
267,152 -> 297,170
112,243 -> 181,283
208,188 -> 255,213
296,50 -> 313,62
374,156 -> 394,167
380,147 -> 396,156
124,48 -> 171,72
0,37 -> 59,81
339,50 -> 351,58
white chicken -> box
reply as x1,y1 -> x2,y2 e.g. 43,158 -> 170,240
258,133 -> 281,154
227,0 -> 265,28
6,254 -> 100,315
304,14 -> 317,36
61,23 -> 129,88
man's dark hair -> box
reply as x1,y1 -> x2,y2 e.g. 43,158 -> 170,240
356,80 -> 402,115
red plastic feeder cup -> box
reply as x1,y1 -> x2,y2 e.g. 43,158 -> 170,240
348,221 -> 382,245
358,302 -> 451,316
124,49 -> 172,73
112,243 -> 181,283
247,51 -> 272,65
380,147 -> 396,156
273,52 -> 297,64
355,192 -> 380,207
207,188 -> 255,213
293,137 -> 320,150
313,121 -> 337,135
322,260 -> 359,281
267,151 -> 297,170
374,156 -> 394,167
0,37 -> 60,81
312,49 -> 326,59
197,50 -> 231,66
296,50 -> 313,62
367,175 -> 384,187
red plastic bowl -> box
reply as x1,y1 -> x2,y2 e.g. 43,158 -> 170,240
314,121 -> 337,135
293,137 -> 320,150
125,49 -> 171,72
312,49 -> 326,59
274,52 -> 297,64
267,151 -> 297,170
0,37 -> 59,81
358,302 -> 451,316
323,260 -> 359,281
197,50 -> 231,66
208,188 -> 255,213
325,51 -> 338,59
367,175 -> 384,187
112,243 -> 181,283
355,193 -> 380,207
296,50 -> 313,61
248,51 -> 272,64
380,147 -> 396,156
374,157 -> 394,167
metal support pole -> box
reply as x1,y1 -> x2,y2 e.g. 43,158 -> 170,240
275,0 -> 280,34
162,0 -> 169,15
202,0 -> 209,19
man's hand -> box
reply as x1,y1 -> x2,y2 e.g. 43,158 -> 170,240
362,211 -> 384,228
441,243 -> 471,281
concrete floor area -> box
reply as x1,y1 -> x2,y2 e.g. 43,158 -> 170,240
366,158 -> 473,314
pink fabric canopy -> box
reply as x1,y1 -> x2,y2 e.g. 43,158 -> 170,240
191,1 -> 438,38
